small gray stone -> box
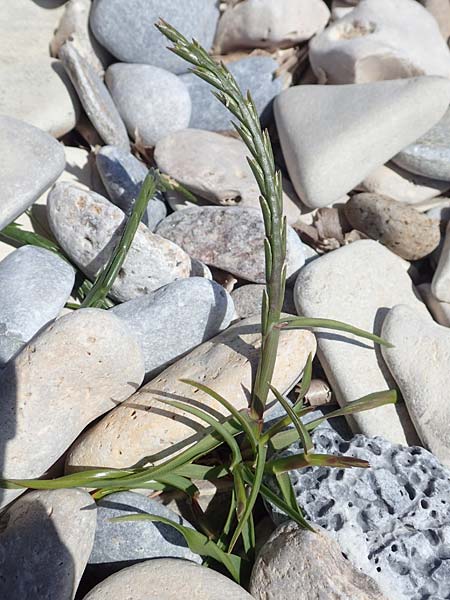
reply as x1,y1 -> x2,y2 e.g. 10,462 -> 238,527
231,284 -> 296,319
90,0 -> 220,74
96,145 -> 167,230
48,183 -> 191,303
251,522 -> 387,600
283,429 -> 450,600
394,106 -> 450,181
90,491 -> 201,573
0,246 -> 75,366
0,115 -> 65,230
0,489 -> 96,600
181,56 -> 283,131
344,193 -> 441,260
83,559 -> 253,599
111,277 -> 235,379
427,200 -> 450,223
156,206 -> 305,283
432,220 -> 450,302
105,63 -> 191,146
59,41 -> 129,149
418,282 -> 450,327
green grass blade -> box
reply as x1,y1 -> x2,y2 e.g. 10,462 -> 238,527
275,471 -> 304,519
266,453 -> 370,474
269,384 -> 313,454
294,353 -> 313,406
0,222 -> 64,257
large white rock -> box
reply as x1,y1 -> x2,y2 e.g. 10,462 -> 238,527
214,0 -> 330,52
66,314 -> 316,471
382,304 -> 450,466
274,77 -> 450,208
432,220 -> 450,302
310,0 -> 450,84
294,240 -> 429,444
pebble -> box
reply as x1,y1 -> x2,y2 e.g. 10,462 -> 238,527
231,284 -> 296,319
66,313 -> 316,470
90,0 -> 220,74
180,57 -> 283,130
0,246 -> 75,366
111,278 -> 235,379
427,199 -> 450,223
156,206 -> 305,283
47,183 -> 191,303
51,0 -> 110,75
382,304 -> 450,465
309,0 -> 450,84
394,106 -> 450,181
358,163 -> 450,205
83,559 -> 253,599
105,63 -> 192,147
286,428 -> 450,600
0,115 -> 65,231
0,489 -> 96,600
0,308 -> 144,509
154,129 -> 304,223
432,220 -> 450,302
274,77 -> 450,208
59,41 -> 129,149
294,240 -> 429,444
90,491 -> 201,574
250,522 -> 387,600
96,145 -> 167,231
214,0 -> 330,52
344,193 -> 441,260
418,283 -> 450,326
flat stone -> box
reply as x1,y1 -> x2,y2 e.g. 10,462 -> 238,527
294,239 -> 429,444
47,183 -> 191,303
155,129 -> 304,223
106,63 -> 191,147
0,246 -> 75,366
231,284 -> 296,319
83,559 -> 253,599
250,522 -> 387,600
66,314 -> 316,470
287,428 -> 450,600
0,308 -> 144,509
418,283 -> 450,327
310,0 -> 450,84
181,57 -> 283,131
394,106 -> 450,181
90,491 -> 201,573
51,0 -> 110,75
0,489 -> 96,600
274,77 -> 450,208
59,41 -> 129,149
90,0 -> 220,74
111,277 -> 235,379
215,0 -> 330,52
432,220 -> 450,302
0,115 -> 65,231
358,163 -> 450,205
156,206 -> 305,283
344,193 -> 441,260
382,304 -> 450,465
418,0 -> 450,40
96,145 -> 167,230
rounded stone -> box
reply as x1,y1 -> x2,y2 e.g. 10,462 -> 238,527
231,284 -> 296,319
90,0 -> 220,74
344,193 -> 441,260
0,308 -> 144,509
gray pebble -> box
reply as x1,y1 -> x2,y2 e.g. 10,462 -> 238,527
96,145 -> 167,230
394,105 -> 450,181
112,277 -> 235,379
90,0 -> 220,74
105,63 -> 191,146
181,56 -> 283,131
59,41 -> 129,149
0,246 -> 75,366
156,206 -> 305,283
0,115 -> 65,231
231,284 -> 296,319
0,489 -> 96,600
89,491 -> 201,575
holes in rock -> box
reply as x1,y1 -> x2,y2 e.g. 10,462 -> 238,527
335,19 -> 376,40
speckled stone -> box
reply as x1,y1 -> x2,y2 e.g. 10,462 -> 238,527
156,206 -> 305,283
90,0 -> 220,74
0,246 -> 75,366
